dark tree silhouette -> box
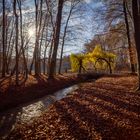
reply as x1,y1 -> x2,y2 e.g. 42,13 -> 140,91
123,0 -> 135,73
132,0 -> 140,89
2,0 -> 6,77
48,0 -> 64,79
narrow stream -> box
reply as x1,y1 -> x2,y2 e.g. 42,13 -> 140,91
0,85 -> 79,138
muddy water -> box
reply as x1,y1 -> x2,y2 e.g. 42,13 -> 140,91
0,85 -> 79,139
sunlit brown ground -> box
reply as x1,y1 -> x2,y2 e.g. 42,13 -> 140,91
6,75 -> 140,140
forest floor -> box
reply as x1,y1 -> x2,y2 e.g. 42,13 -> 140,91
6,74 -> 140,140
0,73 -> 82,111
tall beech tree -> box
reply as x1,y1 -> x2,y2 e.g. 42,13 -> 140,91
48,0 -> 64,79
132,0 -> 140,89
17,0 -> 28,81
123,0 -> 135,73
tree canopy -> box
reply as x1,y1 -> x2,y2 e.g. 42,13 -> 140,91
70,45 -> 116,74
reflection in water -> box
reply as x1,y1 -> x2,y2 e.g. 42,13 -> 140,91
0,85 -> 79,139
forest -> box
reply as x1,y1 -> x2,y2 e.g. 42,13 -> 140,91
0,0 -> 140,139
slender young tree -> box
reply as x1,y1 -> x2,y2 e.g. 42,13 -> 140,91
13,0 -> 19,85
58,1 -> 79,74
2,0 -> 6,77
34,0 -> 39,75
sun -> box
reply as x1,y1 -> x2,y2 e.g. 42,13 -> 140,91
28,28 -> 35,37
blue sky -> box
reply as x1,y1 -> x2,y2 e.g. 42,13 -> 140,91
9,0 -> 103,56
60,0 -> 103,56
62,0 -> 103,55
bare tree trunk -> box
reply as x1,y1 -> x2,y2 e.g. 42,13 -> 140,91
6,18 -> 14,74
7,39 -> 14,74
78,59 -> 82,74
43,41 -> 50,74
48,0 -> 64,79
13,0 -> 19,86
17,0 -> 28,81
58,3 -> 74,74
5,14 -> 9,74
2,0 -> 6,77
34,0 -> 39,75
132,0 -> 140,90
123,0 -> 135,73
47,38 -> 53,75
43,17 -> 50,75
29,51 -> 35,75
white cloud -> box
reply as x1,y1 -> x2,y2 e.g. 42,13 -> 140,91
84,0 -> 91,4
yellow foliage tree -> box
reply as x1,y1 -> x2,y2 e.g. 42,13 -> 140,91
70,54 -> 87,73
70,44 -> 116,74
87,44 -> 116,73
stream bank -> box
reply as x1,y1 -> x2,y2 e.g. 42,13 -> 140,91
0,84 -> 80,139
6,75 -> 140,140
0,73 -> 102,112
